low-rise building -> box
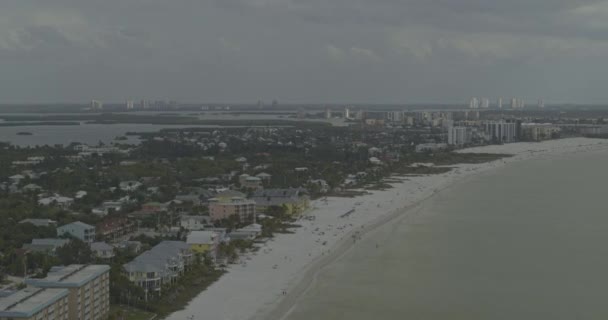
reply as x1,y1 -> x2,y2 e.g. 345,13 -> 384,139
26,264 -> 110,320
56,222 -> 95,243
90,242 -> 115,260
0,287 -> 70,320
208,191 -> 256,222
19,219 -> 57,227
186,231 -> 220,259
123,241 -> 193,301
250,188 -> 310,215
96,217 -> 136,241
23,239 -> 70,255
180,215 -> 211,231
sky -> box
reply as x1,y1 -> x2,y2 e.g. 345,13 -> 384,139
2,0 -> 608,104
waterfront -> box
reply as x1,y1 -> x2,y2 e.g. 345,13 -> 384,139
283,148 -> 608,320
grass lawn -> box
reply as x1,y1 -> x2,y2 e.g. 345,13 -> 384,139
110,305 -> 156,320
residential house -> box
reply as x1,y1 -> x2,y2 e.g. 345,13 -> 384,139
208,191 -> 256,222
119,181 -> 143,192
141,202 -> 166,214
22,184 -> 42,192
123,241 -> 193,300
96,216 -> 136,242
23,238 -> 70,255
19,219 -> 57,227
38,196 -> 74,209
239,174 -> 262,189
255,172 -> 272,183
180,215 -> 211,231
309,179 -> 330,193
56,221 -> 95,243
186,231 -> 220,259
113,241 -> 142,254
250,188 -> 310,215
90,242 -> 115,260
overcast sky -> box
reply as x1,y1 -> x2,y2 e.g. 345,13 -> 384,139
2,0 -> 608,104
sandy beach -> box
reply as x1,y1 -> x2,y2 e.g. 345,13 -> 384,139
165,138 -> 608,320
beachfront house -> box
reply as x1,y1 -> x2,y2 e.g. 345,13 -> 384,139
208,190 -> 256,222
123,241 -> 193,301
250,188 -> 310,215
186,231 -> 220,259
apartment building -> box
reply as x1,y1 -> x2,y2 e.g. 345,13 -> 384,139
0,287 -> 69,320
26,265 -> 110,320
208,191 -> 256,222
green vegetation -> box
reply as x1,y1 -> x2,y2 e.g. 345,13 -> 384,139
109,305 -> 155,320
0,122 -> 80,127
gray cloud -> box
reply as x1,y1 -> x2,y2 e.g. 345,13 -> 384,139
1,0 -> 608,103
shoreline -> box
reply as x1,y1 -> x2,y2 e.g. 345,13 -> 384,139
165,138 -> 608,320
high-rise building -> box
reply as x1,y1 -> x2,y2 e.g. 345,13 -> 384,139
497,97 -> 503,109
125,100 -> 134,110
139,100 -> 149,109
387,111 -> 404,122
325,107 -> 332,119
90,100 -> 103,110
484,120 -> 518,143
538,99 -> 545,109
447,126 -> 469,146
511,98 -> 518,109
480,98 -> 490,109
469,97 -> 480,109
344,107 -> 351,120
26,265 -> 110,320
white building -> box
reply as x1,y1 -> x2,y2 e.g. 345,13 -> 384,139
480,98 -> 490,109
469,97 -> 480,109
90,100 -> 103,110
57,221 -> 96,243
126,100 -> 134,109
447,126 -> 470,146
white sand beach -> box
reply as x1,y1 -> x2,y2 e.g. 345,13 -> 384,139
165,138 -> 608,320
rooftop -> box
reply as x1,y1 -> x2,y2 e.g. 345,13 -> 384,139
186,231 -> 217,245
26,264 -> 110,288
0,287 -> 68,318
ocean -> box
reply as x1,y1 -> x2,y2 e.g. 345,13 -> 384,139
284,149 -> 608,319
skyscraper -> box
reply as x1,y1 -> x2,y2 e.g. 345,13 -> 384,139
538,99 -> 545,109
126,100 -> 134,110
469,97 -> 480,109
480,98 -> 490,109
497,97 -> 503,109
90,100 -> 103,110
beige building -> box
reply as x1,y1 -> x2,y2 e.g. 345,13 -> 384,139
208,191 -> 256,222
26,265 -> 110,320
0,287 -> 70,320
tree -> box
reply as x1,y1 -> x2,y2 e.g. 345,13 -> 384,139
56,239 -> 93,265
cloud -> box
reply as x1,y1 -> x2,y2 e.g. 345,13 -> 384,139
2,0 -> 608,103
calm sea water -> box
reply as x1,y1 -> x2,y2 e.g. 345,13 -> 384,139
286,150 -> 608,320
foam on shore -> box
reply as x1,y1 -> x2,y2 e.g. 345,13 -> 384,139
165,138 -> 608,320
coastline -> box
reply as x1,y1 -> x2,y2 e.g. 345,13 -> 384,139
165,138 -> 608,320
